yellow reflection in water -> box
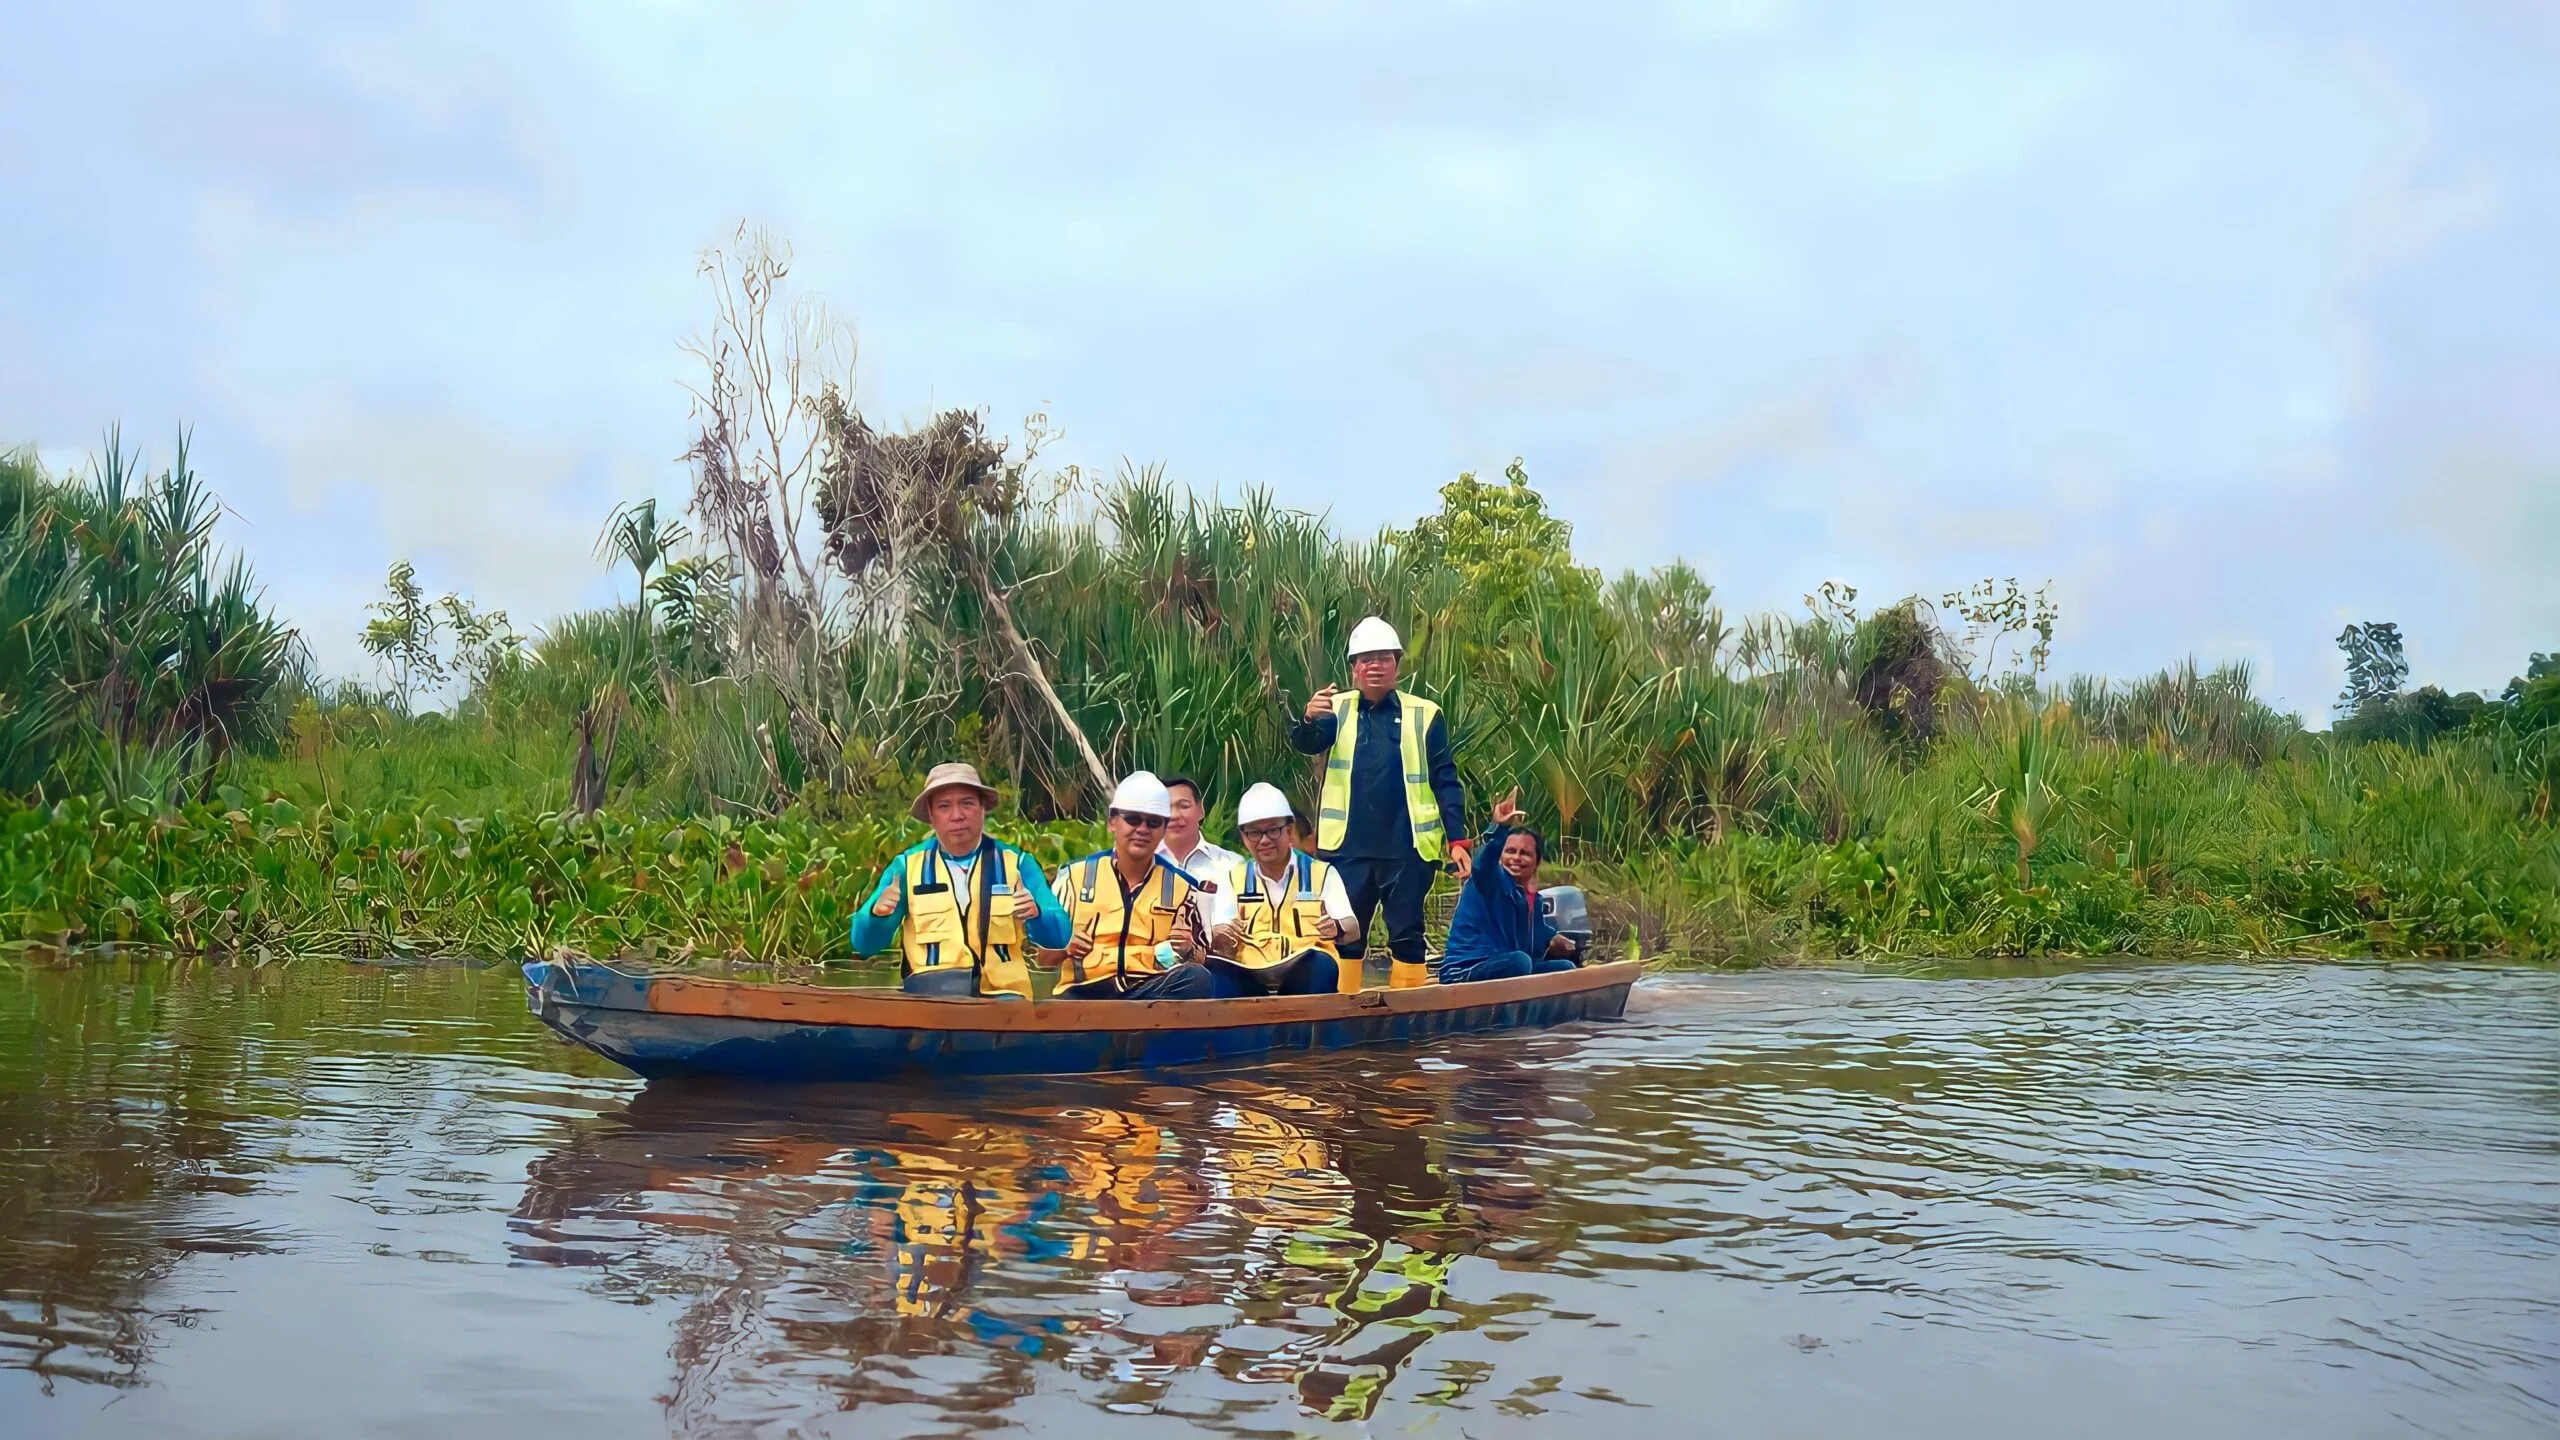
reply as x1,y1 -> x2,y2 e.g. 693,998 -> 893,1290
513,1060 -> 1562,1428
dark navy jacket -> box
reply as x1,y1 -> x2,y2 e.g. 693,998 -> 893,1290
1443,823 -> 1564,964
1287,690 -> 1466,860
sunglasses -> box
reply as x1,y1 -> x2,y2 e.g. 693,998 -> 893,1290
1111,810 -> 1169,830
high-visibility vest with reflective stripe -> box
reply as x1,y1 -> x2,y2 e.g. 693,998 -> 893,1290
1059,852 -> 1195,988
1222,853 -> 1357,993
896,841 -> 1033,999
1315,690 -> 1445,861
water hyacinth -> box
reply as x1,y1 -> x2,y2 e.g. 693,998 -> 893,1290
3,791 -> 1104,964
8,752 -> 2550,963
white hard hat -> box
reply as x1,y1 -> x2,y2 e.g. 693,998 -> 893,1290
1346,616 -> 1403,656
1235,782 -> 1295,828
1109,770 -> 1174,818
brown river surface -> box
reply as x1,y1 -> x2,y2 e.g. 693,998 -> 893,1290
1,959 -> 2553,1438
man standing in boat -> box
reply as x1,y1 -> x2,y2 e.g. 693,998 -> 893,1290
1290,616 -> 1470,987
850,762 -> 1073,998
1204,782 -> 1362,995
1045,771 -> 1223,999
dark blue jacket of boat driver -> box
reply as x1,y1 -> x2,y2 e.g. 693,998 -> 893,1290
1442,822 -> 1570,971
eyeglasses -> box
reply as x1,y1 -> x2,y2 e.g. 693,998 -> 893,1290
1111,810 -> 1168,830
1239,823 -> 1293,842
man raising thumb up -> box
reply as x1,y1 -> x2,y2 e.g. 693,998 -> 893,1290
1288,616 -> 1470,988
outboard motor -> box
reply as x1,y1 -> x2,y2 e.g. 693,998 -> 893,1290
1538,885 -> 1594,957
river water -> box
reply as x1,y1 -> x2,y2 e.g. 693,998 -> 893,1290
0,959 -> 2551,1438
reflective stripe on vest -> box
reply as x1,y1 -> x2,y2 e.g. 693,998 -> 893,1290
1062,851 -> 1192,987
898,840 -> 1032,999
1315,689 -> 1445,861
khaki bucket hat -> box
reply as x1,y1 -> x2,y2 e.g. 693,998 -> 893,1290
911,761 -> 1002,820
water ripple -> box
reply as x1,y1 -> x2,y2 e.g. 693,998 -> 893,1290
0,960 -> 2553,1436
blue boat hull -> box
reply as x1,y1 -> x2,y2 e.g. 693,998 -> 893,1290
523,960 -> 1637,1082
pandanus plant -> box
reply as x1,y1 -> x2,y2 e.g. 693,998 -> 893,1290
1971,700 -> 2070,887
1,433 -> 298,800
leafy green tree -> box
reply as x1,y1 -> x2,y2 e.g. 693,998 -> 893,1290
2336,621 -> 2408,717
1401,458 -> 1598,645
1943,578 -> 2059,688
360,560 -> 445,712
2500,653 -> 2558,730
439,593 -> 522,695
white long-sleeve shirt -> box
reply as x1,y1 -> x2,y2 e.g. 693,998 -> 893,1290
1158,836 -> 1242,885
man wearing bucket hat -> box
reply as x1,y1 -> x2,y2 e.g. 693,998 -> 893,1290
850,762 -> 1073,999
1044,771 -> 1221,1000
1288,616 -> 1470,987
1202,782 -> 1361,995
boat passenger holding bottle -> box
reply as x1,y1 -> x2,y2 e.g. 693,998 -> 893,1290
1204,783 -> 1362,996
849,762 -> 1073,998
1044,771 -> 1222,999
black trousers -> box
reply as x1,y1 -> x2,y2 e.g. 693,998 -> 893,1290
1205,949 -> 1341,997
1330,853 -> 1438,964
1057,964 -> 1217,1000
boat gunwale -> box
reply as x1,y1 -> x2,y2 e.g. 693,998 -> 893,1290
529,959 -> 1641,1034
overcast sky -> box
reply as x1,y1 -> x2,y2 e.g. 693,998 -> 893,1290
5,0 -> 2554,717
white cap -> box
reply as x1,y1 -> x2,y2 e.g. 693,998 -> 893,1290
1347,616 -> 1402,656
1109,770 -> 1174,818
1235,782 -> 1295,828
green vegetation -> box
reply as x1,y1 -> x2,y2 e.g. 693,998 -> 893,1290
1,435 -> 299,800
2,791 -> 1099,965
5,240 -> 2553,965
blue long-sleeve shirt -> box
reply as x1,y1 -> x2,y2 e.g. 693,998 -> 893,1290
849,837 -> 1072,957
1443,823 -> 1562,964
1287,690 -> 1466,860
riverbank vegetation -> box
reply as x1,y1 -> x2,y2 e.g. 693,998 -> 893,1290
6,237 -> 2554,965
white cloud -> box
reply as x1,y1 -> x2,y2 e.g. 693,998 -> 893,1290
0,0 -> 2550,710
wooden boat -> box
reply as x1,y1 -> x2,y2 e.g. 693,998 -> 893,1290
522,958 -> 1640,1081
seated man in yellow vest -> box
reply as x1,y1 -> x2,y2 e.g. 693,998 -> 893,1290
1043,771 -> 1220,1000
850,762 -> 1072,998
1203,782 -> 1362,996
1288,616 -> 1472,988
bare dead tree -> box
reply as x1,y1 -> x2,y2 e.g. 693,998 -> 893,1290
811,391 -> 1111,801
673,223 -> 1106,807
678,227 -> 863,788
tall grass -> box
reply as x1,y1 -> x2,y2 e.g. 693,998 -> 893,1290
13,451 -> 2553,963
195,472 -> 2555,962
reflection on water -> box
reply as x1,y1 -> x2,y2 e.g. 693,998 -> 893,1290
508,1057 -> 1581,1429
1,959 -> 2555,1436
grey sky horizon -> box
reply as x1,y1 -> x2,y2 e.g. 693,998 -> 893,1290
5,1 -> 2554,720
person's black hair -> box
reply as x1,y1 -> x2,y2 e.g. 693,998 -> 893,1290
1504,827 -> 1545,862
1164,775 -> 1203,803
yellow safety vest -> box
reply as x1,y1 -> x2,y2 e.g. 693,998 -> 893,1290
1223,853 -> 1363,994
1058,853 -> 1195,988
896,841 -> 1033,999
1316,690 -> 1446,861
